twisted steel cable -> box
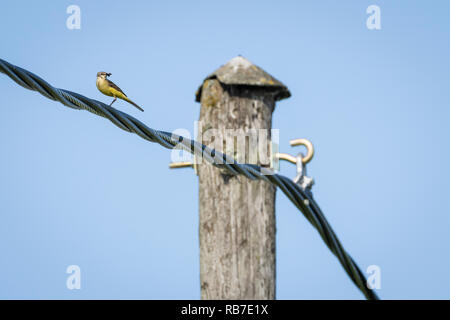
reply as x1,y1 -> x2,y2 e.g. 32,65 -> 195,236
0,58 -> 379,300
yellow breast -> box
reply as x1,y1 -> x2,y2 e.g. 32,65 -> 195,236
96,77 -> 113,97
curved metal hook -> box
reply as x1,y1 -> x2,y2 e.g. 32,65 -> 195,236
290,138 -> 314,164
274,138 -> 315,190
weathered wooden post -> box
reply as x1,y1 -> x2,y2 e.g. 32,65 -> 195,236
195,56 -> 290,299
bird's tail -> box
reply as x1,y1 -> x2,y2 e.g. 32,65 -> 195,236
124,97 -> 144,112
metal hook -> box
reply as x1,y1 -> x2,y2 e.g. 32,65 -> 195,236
275,138 -> 314,164
290,138 -> 314,164
169,154 -> 198,175
169,161 -> 193,168
274,138 -> 315,191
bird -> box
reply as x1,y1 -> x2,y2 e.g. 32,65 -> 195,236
96,72 -> 144,112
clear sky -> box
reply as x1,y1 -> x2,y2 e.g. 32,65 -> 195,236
0,0 -> 449,299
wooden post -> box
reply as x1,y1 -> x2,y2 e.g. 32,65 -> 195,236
195,56 -> 290,299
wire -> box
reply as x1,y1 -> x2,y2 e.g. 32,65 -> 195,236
0,58 -> 379,300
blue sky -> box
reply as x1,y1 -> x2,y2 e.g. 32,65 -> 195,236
0,0 -> 449,299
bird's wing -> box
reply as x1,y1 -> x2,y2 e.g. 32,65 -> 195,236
106,79 -> 127,97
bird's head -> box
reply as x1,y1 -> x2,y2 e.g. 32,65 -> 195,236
97,72 -> 111,79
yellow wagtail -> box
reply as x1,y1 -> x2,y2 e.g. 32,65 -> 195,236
96,72 -> 144,112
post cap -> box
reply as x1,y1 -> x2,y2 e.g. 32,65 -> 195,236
195,56 -> 291,102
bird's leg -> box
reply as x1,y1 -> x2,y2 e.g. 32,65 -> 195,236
109,97 -> 117,106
